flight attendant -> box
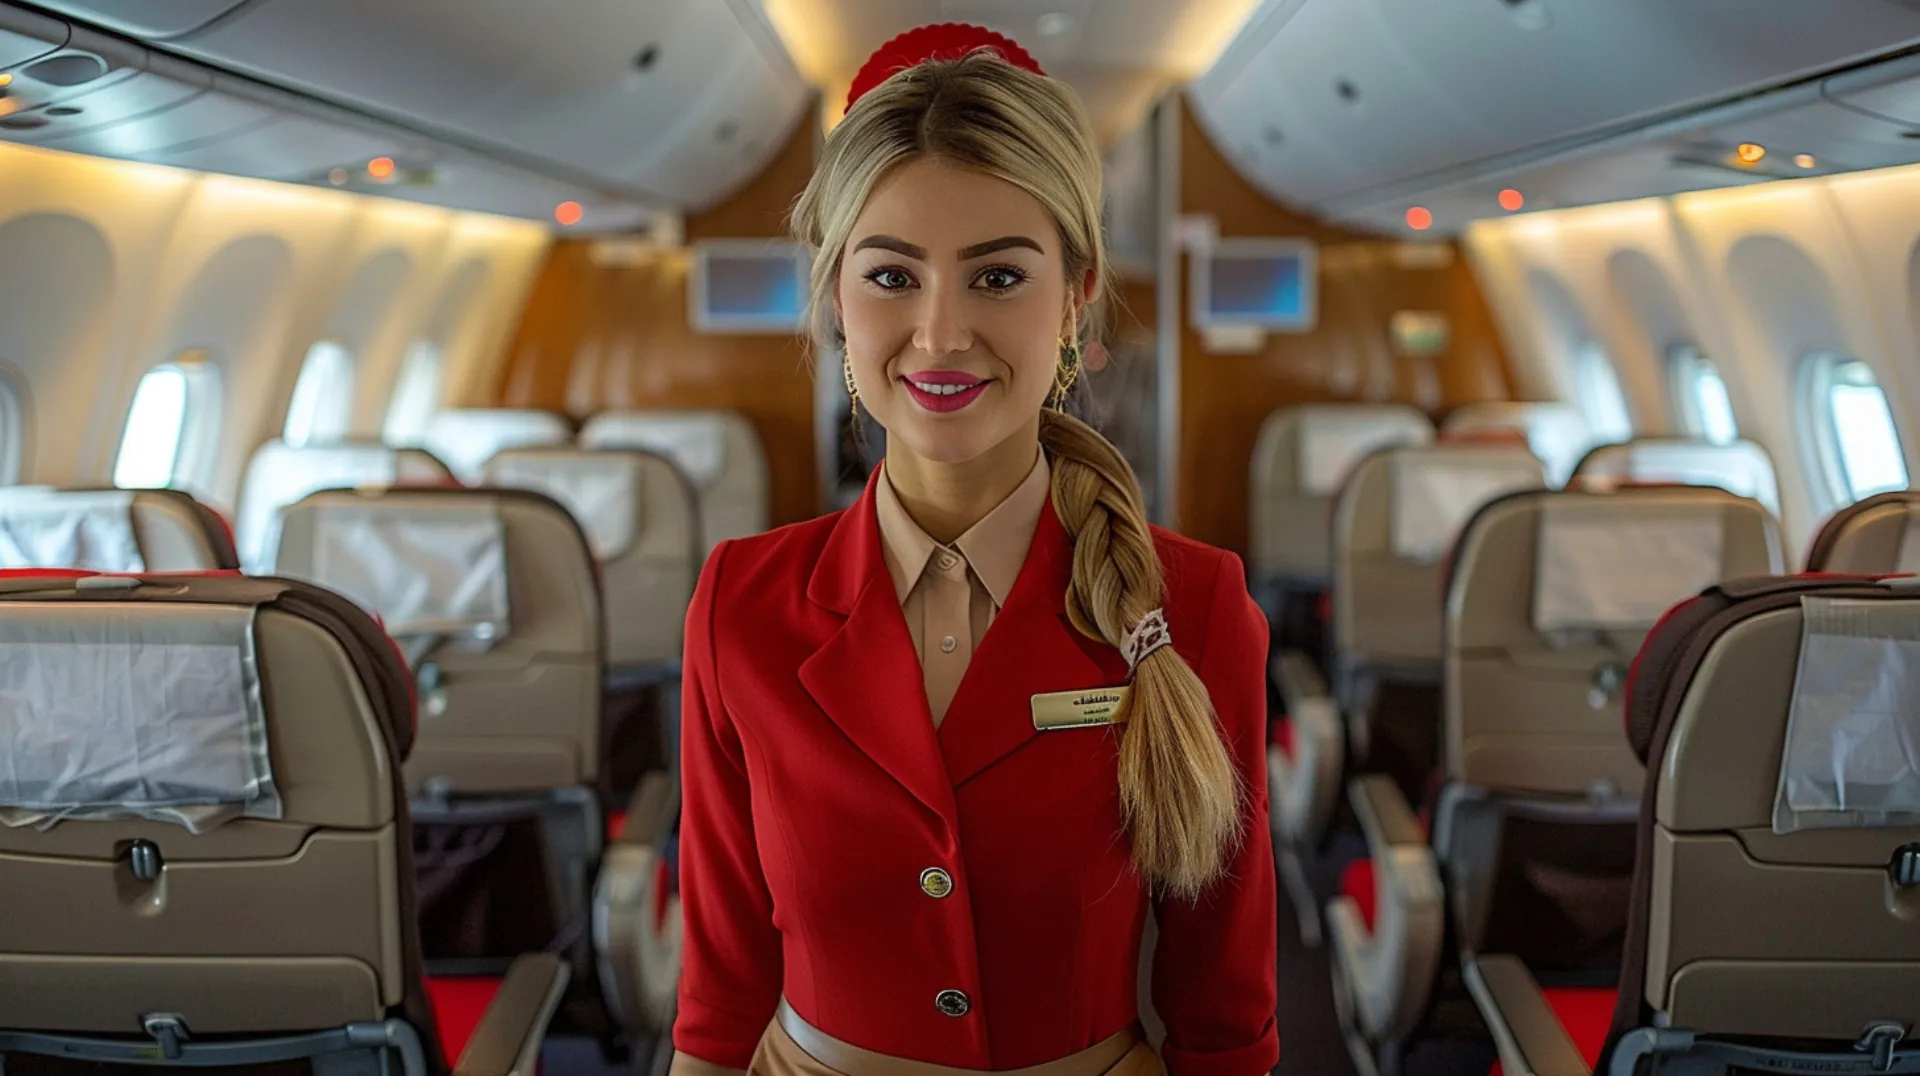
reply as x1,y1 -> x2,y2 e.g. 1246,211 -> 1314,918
670,23 -> 1277,1076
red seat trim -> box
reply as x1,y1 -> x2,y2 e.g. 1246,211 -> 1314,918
1488,986 -> 1617,1075
1271,717 -> 1296,759
425,976 -> 504,1063
1340,858 -> 1376,933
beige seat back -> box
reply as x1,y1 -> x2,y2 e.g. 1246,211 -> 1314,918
1609,578 -> 1920,1067
1804,489 -> 1920,572
1333,442 -> 1546,678
483,447 -> 698,669
1574,437 -> 1782,516
424,408 -> 572,483
235,440 -> 454,573
579,409 -> 768,553
0,573 -> 445,1063
0,486 -> 237,571
273,487 -> 603,794
1445,487 -> 1783,801
1442,401 -> 1591,486
1250,404 -> 1433,585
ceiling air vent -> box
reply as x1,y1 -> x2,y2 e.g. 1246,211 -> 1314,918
1501,0 -> 1552,31
23,52 -> 107,86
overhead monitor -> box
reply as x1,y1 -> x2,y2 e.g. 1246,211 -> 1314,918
690,240 -> 811,334
1189,238 -> 1317,332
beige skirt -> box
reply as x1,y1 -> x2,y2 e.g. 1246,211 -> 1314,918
748,1002 -> 1166,1076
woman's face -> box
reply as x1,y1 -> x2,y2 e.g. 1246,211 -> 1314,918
837,156 -> 1085,467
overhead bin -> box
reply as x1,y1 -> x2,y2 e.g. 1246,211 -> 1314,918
22,0 -> 247,39
150,0 -> 810,210
1192,0 -> 1920,220
0,7 -> 66,68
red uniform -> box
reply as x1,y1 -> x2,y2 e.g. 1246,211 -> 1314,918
673,473 -> 1279,1074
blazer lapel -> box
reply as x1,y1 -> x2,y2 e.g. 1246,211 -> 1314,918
799,471 -> 959,825
940,500 -> 1132,788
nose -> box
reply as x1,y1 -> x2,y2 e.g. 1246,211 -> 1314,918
912,282 -> 973,359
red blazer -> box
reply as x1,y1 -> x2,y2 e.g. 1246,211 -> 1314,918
673,473 -> 1278,1075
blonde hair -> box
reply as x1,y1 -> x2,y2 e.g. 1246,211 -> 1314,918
790,50 -> 1243,899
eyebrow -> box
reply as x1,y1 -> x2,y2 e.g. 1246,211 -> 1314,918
849,235 -> 1045,260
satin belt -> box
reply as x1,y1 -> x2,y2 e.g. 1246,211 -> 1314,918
760,1000 -> 1162,1076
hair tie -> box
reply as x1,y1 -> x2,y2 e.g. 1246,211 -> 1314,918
845,22 -> 1046,113
1121,608 -> 1172,674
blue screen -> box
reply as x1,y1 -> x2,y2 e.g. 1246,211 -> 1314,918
706,253 -> 805,323
1209,252 -> 1307,323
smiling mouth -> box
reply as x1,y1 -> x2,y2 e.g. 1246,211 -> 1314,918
902,375 -> 991,413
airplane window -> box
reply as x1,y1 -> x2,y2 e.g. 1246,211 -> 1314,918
285,340 -> 356,448
1572,341 -> 1634,446
1803,353 -> 1908,505
1669,345 -> 1738,445
113,364 -> 190,489
383,341 -> 442,448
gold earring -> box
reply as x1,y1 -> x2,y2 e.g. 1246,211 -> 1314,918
843,359 -> 859,406
1048,335 -> 1082,411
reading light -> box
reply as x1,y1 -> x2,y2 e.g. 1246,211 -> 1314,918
1498,189 -> 1524,211
1406,206 -> 1433,231
0,74 -> 12,88
555,201 -> 584,226
1794,153 -> 1816,169
367,156 -> 396,180
328,167 -> 349,186
1736,142 -> 1766,165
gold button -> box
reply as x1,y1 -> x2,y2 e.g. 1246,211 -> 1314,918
940,635 -> 957,653
920,867 -> 953,899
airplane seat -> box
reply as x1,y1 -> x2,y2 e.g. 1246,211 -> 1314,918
234,439 -> 456,574
0,571 -> 567,1076
270,487 -> 609,1037
1329,486 -> 1784,1075
1441,401 -> 1592,487
1248,403 -> 1434,664
422,408 -> 572,484
1266,442 -> 1544,948
1572,437 -> 1782,517
579,408 -> 769,555
481,446 -> 700,800
1471,574 -> 1920,1076
0,486 -> 239,571
1331,442 -> 1547,794
1804,489 -> 1920,572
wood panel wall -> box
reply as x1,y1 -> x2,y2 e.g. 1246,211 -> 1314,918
491,103 -> 823,527
1173,96 -> 1516,553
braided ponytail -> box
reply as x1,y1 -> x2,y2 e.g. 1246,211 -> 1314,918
1040,411 -> 1245,900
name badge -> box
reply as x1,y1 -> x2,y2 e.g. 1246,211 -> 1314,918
1031,686 -> 1131,731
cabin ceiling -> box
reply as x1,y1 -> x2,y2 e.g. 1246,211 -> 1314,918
759,0 -> 1265,142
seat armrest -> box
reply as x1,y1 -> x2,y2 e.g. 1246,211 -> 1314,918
1272,648 -> 1329,712
1352,772 -> 1425,848
453,953 -> 571,1076
617,771 -> 679,848
1327,775 -> 1444,1045
1465,954 -> 1593,1076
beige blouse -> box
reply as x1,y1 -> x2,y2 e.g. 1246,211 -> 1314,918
873,451 -> 1050,725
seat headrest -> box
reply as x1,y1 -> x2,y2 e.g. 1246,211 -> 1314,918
1442,401 -> 1591,484
238,440 -> 456,572
1575,438 -> 1780,514
580,412 -> 730,491
1775,593 -> 1920,833
1388,444 -> 1546,564
1531,493 -> 1731,634
282,492 -> 511,646
1293,405 -> 1434,495
423,408 -> 571,482
0,574 -> 415,826
0,487 -> 143,572
0,598 -> 275,833
483,449 -> 643,560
